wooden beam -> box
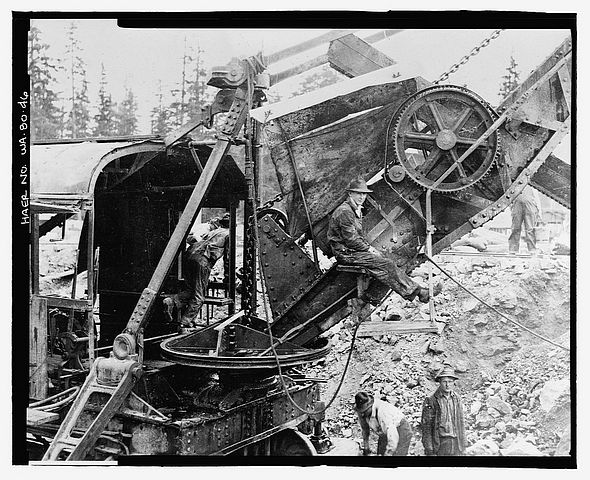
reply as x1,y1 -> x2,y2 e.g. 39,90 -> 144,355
27,408 -> 59,427
328,33 -> 396,78
265,30 -> 359,65
29,296 -> 48,400
31,214 -> 40,294
357,321 -> 439,337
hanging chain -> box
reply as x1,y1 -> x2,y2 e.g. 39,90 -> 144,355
435,29 -> 504,84
257,191 -> 285,212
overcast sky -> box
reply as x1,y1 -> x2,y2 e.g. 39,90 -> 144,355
31,21 -> 570,158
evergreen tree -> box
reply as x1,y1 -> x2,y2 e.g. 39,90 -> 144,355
289,64 -> 345,98
64,22 -> 91,138
499,56 -> 521,100
115,87 -> 139,135
28,24 -> 64,140
93,63 -> 118,137
150,81 -> 170,135
186,42 -> 210,124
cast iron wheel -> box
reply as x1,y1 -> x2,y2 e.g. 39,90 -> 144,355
391,85 -> 501,192
270,428 -> 316,456
257,207 -> 289,231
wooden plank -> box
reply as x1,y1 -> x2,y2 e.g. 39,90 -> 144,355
29,296 -> 48,400
203,297 -> 234,306
265,30 -> 359,65
27,408 -> 59,427
275,78 -> 428,140
358,321 -> 438,337
328,33 -> 396,78
39,295 -> 90,310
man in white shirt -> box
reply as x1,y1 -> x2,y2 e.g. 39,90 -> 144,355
354,391 -> 413,456
509,186 -> 543,254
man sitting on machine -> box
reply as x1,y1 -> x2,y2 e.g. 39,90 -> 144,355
327,177 -> 440,304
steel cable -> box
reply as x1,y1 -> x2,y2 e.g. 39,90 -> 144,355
424,254 -> 569,352
252,105 -> 360,416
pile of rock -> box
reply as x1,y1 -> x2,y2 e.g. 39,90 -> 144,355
303,254 -> 571,456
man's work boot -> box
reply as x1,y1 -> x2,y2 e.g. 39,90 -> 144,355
418,282 -> 443,303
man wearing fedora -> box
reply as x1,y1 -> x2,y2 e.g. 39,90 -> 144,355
421,366 -> 466,456
354,391 -> 413,456
164,212 -> 231,328
328,176 -> 440,304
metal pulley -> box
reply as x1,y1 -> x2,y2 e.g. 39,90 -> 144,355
387,165 -> 406,183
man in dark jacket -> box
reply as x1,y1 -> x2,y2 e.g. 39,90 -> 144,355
421,366 -> 466,456
327,177 -> 439,303
165,212 -> 230,328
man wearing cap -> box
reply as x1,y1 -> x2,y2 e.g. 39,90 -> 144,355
354,391 -> 413,456
164,212 -> 231,328
328,177 -> 439,304
421,366 -> 466,456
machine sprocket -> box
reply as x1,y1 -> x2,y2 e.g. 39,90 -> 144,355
390,85 -> 501,192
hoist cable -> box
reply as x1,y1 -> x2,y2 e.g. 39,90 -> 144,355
424,254 -> 569,352
250,88 -> 360,415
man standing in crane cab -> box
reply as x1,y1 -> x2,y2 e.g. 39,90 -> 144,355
328,177 -> 440,304
165,212 -> 230,328
354,391 -> 413,456
509,185 -> 542,254
421,366 -> 466,456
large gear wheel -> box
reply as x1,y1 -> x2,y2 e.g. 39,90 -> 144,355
391,85 -> 501,192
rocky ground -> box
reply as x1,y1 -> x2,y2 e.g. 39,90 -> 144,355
38,221 -> 571,457
303,252 -> 571,456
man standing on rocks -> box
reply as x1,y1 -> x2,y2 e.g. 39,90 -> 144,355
421,366 -> 466,456
509,186 -> 542,254
354,391 -> 413,456
328,177 -> 441,304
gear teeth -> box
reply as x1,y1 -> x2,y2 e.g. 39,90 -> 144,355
390,85 -> 502,193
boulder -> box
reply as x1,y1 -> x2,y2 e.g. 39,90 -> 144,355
428,339 -> 445,354
470,400 -> 482,416
495,421 -> 506,432
539,378 -> 570,412
475,411 -> 494,428
488,407 -> 501,418
455,360 -> 469,373
554,426 -> 571,456
500,437 -> 542,456
463,297 -> 480,312
487,396 -> 513,416
390,349 -> 402,362
466,439 -> 500,456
